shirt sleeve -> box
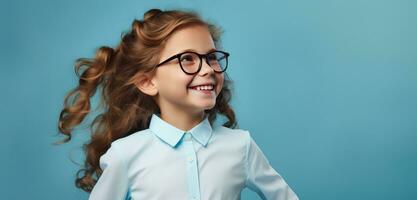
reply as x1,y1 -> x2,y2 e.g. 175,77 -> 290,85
244,131 -> 299,200
89,142 -> 129,200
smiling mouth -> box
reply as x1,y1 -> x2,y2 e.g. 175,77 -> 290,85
188,85 -> 215,96
188,84 -> 214,91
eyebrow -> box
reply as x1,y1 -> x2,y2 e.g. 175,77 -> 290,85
177,48 -> 217,54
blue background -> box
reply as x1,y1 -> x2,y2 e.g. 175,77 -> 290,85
1,0 -> 416,199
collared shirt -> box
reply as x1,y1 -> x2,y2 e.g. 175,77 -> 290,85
89,113 -> 299,200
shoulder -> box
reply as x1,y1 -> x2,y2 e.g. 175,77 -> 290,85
213,125 -> 252,148
105,129 -> 154,162
111,129 -> 154,147
214,125 -> 251,138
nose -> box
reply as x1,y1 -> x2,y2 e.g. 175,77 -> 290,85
198,58 -> 215,76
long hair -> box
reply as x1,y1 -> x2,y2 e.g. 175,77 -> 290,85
56,8 -> 238,192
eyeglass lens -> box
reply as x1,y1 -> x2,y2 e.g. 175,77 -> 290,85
179,51 -> 227,74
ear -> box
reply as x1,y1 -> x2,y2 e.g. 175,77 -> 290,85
133,73 -> 158,96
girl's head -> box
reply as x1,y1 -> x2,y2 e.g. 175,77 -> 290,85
57,8 -> 237,192
133,18 -> 226,119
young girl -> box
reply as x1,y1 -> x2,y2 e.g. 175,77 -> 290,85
57,8 -> 299,200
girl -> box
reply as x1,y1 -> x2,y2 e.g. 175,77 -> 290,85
57,8 -> 299,200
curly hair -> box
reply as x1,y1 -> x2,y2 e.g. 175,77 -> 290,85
56,8 -> 238,193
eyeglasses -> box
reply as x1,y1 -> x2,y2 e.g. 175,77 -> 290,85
155,50 -> 230,75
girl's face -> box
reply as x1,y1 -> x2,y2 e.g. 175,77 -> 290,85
153,24 -> 224,116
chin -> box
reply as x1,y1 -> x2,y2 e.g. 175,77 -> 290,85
198,102 -> 216,110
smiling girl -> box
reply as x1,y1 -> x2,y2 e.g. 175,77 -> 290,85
57,8 -> 298,200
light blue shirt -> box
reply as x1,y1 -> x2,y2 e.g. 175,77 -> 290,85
89,113 -> 299,200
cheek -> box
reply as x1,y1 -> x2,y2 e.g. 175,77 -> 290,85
216,74 -> 225,93
157,69 -> 193,94
170,76 -> 193,92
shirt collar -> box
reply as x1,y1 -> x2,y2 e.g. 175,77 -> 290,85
149,113 -> 213,148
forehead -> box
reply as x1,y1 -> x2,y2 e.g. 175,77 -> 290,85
160,24 -> 216,57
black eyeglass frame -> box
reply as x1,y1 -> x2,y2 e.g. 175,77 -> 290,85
155,50 -> 230,75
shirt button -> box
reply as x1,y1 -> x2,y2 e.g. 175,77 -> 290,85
188,157 -> 194,163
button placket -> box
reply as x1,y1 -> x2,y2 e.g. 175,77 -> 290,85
183,132 -> 201,200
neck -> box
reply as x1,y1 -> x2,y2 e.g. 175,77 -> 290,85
159,109 -> 206,132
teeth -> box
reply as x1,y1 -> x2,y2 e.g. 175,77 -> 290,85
193,85 -> 213,91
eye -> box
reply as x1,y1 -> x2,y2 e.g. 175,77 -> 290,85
180,53 -> 199,63
180,55 -> 191,61
207,53 -> 218,61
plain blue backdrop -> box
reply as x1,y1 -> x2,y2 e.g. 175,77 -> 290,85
1,0 -> 416,199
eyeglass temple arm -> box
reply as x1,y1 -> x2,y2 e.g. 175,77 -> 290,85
156,54 -> 179,67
